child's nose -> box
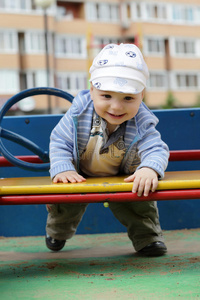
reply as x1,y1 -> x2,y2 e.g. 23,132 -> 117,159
111,99 -> 123,110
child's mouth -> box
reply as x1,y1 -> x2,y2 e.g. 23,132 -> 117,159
108,112 -> 126,118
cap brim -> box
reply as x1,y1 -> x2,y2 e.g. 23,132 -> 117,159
91,77 -> 145,94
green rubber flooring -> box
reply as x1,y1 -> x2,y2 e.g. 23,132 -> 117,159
0,229 -> 200,300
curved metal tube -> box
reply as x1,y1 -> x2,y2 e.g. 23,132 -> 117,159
0,87 -> 74,171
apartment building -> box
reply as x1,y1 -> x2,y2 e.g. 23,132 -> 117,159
0,0 -> 200,113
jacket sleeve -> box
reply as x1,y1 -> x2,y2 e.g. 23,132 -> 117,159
49,110 -> 76,179
49,90 -> 92,179
136,122 -> 169,179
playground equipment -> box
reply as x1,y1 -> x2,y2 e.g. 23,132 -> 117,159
0,87 -> 200,235
1,170 -> 200,205
1,87 -> 200,300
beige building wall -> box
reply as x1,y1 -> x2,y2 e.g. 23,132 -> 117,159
0,54 -> 20,69
0,0 -> 200,112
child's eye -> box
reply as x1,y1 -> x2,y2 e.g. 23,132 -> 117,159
103,94 -> 111,99
124,96 -> 134,101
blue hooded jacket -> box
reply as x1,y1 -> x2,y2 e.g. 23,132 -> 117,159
50,90 -> 169,179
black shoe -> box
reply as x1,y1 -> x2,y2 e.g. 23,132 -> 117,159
45,235 -> 66,251
138,241 -> 167,257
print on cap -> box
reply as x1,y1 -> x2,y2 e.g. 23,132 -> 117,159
94,82 -> 101,89
98,60 -> 108,66
114,78 -> 127,87
125,51 -> 136,58
105,45 -> 115,50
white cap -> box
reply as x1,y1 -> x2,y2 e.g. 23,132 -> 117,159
89,43 -> 149,94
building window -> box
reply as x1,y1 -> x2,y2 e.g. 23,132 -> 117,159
25,31 -> 52,55
128,2 -> 143,20
175,39 -> 195,55
172,5 -> 194,23
95,37 -> 121,48
55,35 -> 86,58
197,7 -> 200,24
0,70 -> 19,93
146,3 -> 167,20
148,72 -> 167,89
86,2 -> 120,22
20,73 -> 27,91
25,32 -> 47,54
136,3 -> 142,18
0,31 -> 18,53
56,72 -> 87,94
20,70 -> 49,90
0,0 -> 31,10
92,37 -> 121,56
90,37 -> 121,58
176,73 -> 198,89
145,38 -> 165,55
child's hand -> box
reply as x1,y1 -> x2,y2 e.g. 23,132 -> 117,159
53,171 -> 86,183
124,167 -> 158,197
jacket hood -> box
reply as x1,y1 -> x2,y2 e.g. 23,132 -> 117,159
70,90 -> 92,117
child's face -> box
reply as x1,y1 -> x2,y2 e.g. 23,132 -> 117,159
90,85 -> 144,131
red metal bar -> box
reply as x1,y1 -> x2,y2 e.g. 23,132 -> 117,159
169,150 -> 200,161
0,189 -> 200,205
0,156 -> 44,167
1,150 -> 200,167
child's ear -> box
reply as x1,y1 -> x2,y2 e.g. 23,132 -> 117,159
141,89 -> 145,99
90,84 -> 94,99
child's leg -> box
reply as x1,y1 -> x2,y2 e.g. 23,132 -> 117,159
46,203 -> 88,240
109,201 -> 164,251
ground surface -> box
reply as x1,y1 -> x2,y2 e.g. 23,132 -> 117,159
0,229 -> 200,300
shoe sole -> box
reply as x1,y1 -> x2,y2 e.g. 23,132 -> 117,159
45,238 -> 66,252
138,248 -> 167,257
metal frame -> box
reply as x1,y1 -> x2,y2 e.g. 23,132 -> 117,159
0,150 -> 200,205
1,189 -> 200,205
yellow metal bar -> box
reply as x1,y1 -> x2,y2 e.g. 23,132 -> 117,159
0,171 -> 200,195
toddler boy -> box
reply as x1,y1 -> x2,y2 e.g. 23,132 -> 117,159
46,43 -> 169,256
